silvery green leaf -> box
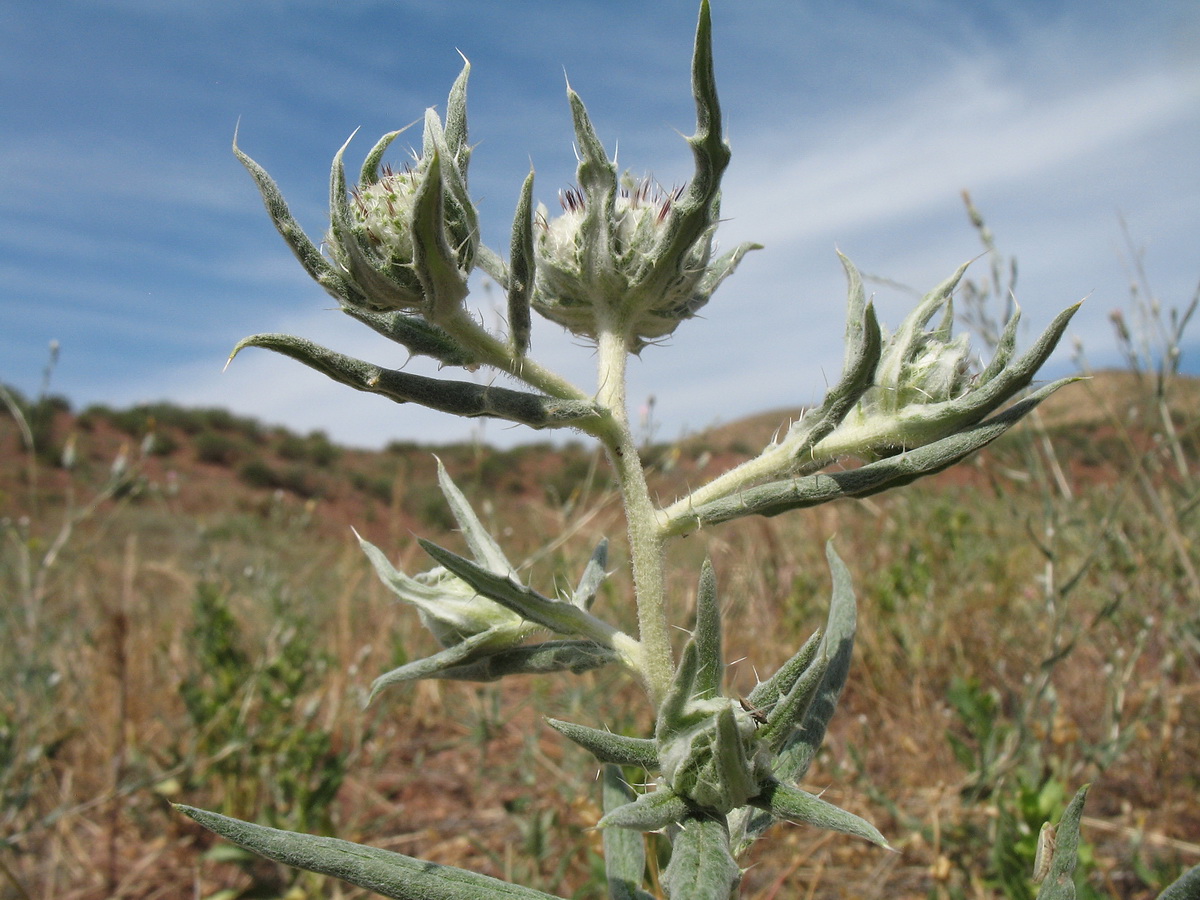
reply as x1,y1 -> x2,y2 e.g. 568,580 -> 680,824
355,529 -> 524,646
657,642 -> 702,739
772,542 -> 857,784
227,333 -> 599,429
411,148 -> 470,320
661,813 -> 740,900
599,787 -> 689,833
756,651 -> 829,752
434,459 -> 514,577
745,629 -> 822,712
602,766 -> 656,900
667,377 -> 1077,532
571,539 -> 609,610
339,306 -> 477,368
359,128 -> 403,186
901,300 -> 1082,438
367,629 -> 503,701
508,169 -> 535,355
417,541 -> 635,660
693,559 -> 723,700
233,135 -> 355,304
977,306 -> 1022,384
432,640 -> 616,681
1158,865 -> 1200,900
779,256 -> 882,459
545,718 -> 658,768
444,56 -> 471,164
176,805 -> 565,899
566,87 -> 617,269
1035,783 -> 1090,899
638,0 -> 729,303
751,780 -> 889,848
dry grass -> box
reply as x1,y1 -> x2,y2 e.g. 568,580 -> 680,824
1,373 -> 1197,899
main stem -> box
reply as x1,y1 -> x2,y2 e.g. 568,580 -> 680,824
595,327 -> 674,707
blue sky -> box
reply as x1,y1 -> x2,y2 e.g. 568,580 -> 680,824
3,1 -> 1198,448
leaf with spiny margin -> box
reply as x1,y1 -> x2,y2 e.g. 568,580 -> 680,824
639,0 -> 730,303
339,306 -> 477,368
602,766 -> 656,900
693,559 -> 723,700
417,540 -> 626,649
233,135 -> 354,304
359,128 -> 404,186
667,377 -> 1078,533
751,780 -> 889,848
434,459 -> 513,576
661,813 -> 741,900
565,86 -> 617,280
599,787 -> 689,833
430,641 -> 615,682
779,255 -> 881,460
444,56 -> 471,164
545,719 -> 658,769
176,806 -> 566,899
227,333 -> 599,429
410,148 -> 469,320
745,629 -> 822,712
656,642 -> 702,739
508,169 -> 535,355
772,542 -> 857,784
756,652 -> 829,752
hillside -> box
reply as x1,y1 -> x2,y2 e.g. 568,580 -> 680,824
1,368 -> 1198,900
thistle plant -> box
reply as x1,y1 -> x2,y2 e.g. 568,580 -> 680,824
175,4 -> 1198,897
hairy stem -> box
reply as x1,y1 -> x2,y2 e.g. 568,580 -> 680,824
595,327 -> 673,706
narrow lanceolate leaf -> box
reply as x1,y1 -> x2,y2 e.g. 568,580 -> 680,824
410,149 -> 469,320
418,540 -> 617,643
751,780 -> 889,849
1158,864 -> 1200,900
367,630 -> 501,701
228,333 -> 599,429
779,257 -> 882,463
657,642 -> 702,739
599,788 -> 689,833
745,629 -> 822,712
602,767 -> 656,900
339,306 -> 477,368
693,559 -> 723,700
359,128 -> 404,186
545,719 -> 659,769
661,813 -> 741,900
756,652 -> 829,752
431,641 -> 616,681
665,378 -> 1078,533
176,806 -> 565,900
233,136 -> 353,303
508,169 -> 535,355
1036,783 -> 1090,900
444,56 -> 471,164
772,542 -> 857,784
434,459 -> 513,576
640,0 -> 729,302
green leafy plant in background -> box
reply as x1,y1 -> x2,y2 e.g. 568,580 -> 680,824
175,4 -> 1198,897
